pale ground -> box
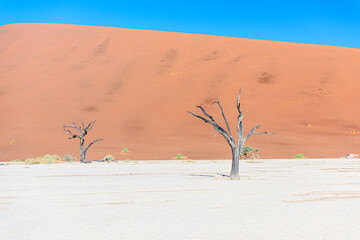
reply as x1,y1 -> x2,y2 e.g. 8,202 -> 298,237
1,159 -> 360,240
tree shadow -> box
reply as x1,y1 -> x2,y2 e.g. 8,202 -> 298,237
188,173 -> 229,178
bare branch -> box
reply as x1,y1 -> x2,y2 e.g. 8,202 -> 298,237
187,111 -> 212,124
63,125 -> 80,139
188,108 -> 235,149
212,131 -> 219,138
188,111 -> 228,137
196,106 -> 217,123
236,116 -> 243,149
241,109 -> 248,120
85,138 -> 103,151
86,120 -> 96,131
211,98 -> 234,141
72,122 -> 82,132
236,108 -> 248,149
236,89 -> 242,115
254,131 -> 277,135
63,124 -> 79,130
243,125 -> 261,141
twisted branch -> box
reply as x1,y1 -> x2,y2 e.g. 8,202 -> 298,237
85,138 -> 104,151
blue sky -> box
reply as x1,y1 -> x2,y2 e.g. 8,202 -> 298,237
1,0 -> 359,48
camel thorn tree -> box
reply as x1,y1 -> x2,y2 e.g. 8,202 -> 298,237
63,120 -> 103,163
188,89 -> 276,180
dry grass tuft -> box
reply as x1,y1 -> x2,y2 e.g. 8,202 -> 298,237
25,154 -> 64,164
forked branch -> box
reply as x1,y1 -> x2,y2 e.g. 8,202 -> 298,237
188,106 -> 235,148
212,99 -> 234,140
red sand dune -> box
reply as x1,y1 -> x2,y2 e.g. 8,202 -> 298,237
1,23 -> 360,161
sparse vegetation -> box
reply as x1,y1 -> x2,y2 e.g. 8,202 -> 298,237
103,155 -> 114,161
294,153 -> 307,159
44,154 -> 60,161
176,153 -> 183,160
63,154 -> 76,162
25,155 -> 63,164
241,146 -> 259,160
11,159 -> 22,163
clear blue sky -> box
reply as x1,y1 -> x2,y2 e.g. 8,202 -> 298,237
1,0 -> 359,48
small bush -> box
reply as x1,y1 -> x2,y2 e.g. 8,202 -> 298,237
63,154 -> 76,162
294,153 -> 307,159
122,148 -> 128,154
241,146 -> 259,160
103,155 -> 114,161
11,159 -> 22,163
176,153 -> 183,160
44,154 -> 60,161
25,158 -> 40,164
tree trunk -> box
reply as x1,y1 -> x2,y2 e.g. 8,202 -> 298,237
230,149 -> 240,180
80,138 -> 87,163
80,149 -> 87,163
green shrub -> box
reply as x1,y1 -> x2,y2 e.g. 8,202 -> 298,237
176,153 -> 183,160
103,155 -> 114,161
241,146 -> 259,160
11,159 -> 22,163
63,154 -> 76,162
122,148 -> 128,153
294,153 -> 307,159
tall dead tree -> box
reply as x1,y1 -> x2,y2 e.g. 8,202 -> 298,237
188,89 -> 274,180
63,120 -> 103,163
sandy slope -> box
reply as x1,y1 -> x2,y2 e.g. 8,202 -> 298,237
1,159 -> 360,239
0,23 -> 360,161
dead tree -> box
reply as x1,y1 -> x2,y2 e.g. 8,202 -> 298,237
188,89 -> 275,180
63,120 -> 103,163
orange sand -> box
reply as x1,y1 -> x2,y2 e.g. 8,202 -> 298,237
0,23 -> 360,161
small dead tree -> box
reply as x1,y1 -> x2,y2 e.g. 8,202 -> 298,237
188,89 -> 275,180
63,120 -> 103,163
